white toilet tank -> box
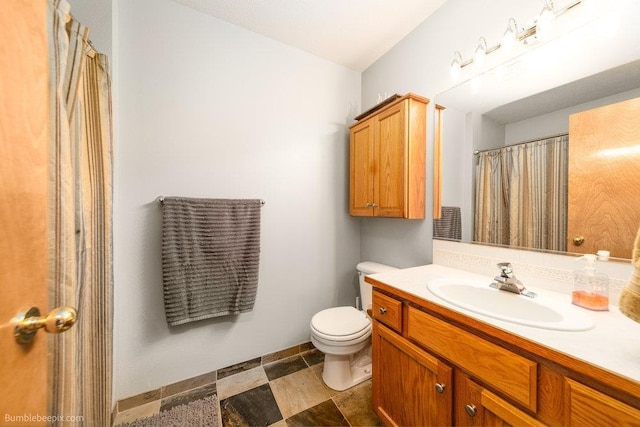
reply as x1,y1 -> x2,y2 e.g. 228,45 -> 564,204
357,261 -> 397,311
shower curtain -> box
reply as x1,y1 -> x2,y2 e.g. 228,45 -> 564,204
48,1 -> 113,425
474,135 -> 568,252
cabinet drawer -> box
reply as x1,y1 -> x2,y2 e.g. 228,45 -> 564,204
372,291 -> 402,332
407,307 -> 537,411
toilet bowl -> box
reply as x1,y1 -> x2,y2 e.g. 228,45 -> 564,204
309,262 -> 397,391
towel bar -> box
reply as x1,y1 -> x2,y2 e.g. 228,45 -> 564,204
157,196 -> 265,206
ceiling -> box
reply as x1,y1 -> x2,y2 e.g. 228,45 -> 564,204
171,0 -> 448,71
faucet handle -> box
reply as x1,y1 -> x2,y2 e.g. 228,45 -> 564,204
497,262 -> 515,278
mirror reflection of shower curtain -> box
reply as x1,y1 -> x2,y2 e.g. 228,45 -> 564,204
474,135 -> 568,251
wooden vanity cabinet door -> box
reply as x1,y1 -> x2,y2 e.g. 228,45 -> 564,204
454,372 -> 544,427
372,322 -> 453,427
564,378 -> 640,426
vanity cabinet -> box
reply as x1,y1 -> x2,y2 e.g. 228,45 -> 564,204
349,93 -> 428,219
370,288 -> 640,427
564,378 -> 640,426
455,371 -> 543,427
372,323 -> 453,426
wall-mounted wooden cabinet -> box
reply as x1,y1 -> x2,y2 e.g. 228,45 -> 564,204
349,93 -> 428,218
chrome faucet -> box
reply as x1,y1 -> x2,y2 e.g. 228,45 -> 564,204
490,262 -> 536,298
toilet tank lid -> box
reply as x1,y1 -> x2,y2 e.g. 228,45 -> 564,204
357,261 -> 398,275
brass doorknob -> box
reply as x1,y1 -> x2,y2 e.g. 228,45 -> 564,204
573,235 -> 585,246
13,306 -> 77,344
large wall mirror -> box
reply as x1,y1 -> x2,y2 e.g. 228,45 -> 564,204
434,0 -> 640,260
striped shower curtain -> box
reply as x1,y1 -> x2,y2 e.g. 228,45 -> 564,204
474,135 -> 568,252
48,1 -> 113,425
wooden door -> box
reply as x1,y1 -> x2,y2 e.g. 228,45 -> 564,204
0,1 -> 50,425
565,378 -> 640,426
350,118 -> 375,216
568,97 -> 640,258
372,322 -> 453,426
374,102 -> 406,218
454,371 -> 544,427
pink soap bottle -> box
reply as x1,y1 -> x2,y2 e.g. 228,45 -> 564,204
572,254 -> 609,311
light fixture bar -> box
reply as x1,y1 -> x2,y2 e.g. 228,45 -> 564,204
455,0 -> 584,71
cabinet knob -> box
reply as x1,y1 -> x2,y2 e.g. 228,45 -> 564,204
379,307 -> 387,315
366,203 -> 372,208
434,383 -> 445,394
372,203 -> 378,208
573,235 -> 585,246
464,404 -> 477,417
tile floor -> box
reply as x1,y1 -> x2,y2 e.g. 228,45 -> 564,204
113,344 -> 382,426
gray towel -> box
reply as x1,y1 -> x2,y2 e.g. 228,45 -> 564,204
433,206 -> 462,240
161,197 -> 262,326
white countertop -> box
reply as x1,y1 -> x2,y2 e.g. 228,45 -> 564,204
368,264 -> 640,384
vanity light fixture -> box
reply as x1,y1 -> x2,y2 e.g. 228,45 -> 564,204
536,0 -> 556,39
450,0 -> 587,80
450,51 -> 463,81
473,37 -> 488,69
501,18 -> 519,53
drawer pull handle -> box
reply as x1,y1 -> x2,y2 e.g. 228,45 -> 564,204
434,383 -> 445,394
379,307 -> 387,315
464,404 -> 477,417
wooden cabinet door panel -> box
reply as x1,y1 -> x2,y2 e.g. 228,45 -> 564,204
373,322 -> 452,427
374,103 -> 406,217
349,118 -> 375,216
565,378 -> 640,426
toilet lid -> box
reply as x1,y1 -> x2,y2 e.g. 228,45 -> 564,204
310,306 -> 370,339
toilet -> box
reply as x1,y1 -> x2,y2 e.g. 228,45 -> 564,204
310,261 -> 397,391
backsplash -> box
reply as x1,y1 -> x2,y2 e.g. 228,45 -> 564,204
433,240 -> 633,305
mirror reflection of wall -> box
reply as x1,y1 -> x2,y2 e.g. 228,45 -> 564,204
435,1 -> 640,260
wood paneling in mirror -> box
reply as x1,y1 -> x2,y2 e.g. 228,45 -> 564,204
568,96 -> 640,258
433,105 -> 445,219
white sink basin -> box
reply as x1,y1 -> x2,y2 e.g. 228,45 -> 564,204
427,278 -> 595,331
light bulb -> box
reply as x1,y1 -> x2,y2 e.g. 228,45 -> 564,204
537,1 -> 555,39
474,37 -> 487,70
450,51 -> 462,81
502,19 -> 518,54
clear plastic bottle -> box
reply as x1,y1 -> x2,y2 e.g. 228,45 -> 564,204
572,254 -> 609,311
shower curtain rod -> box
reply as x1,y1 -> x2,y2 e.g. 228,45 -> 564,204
157,196 -> 265,205
473,132 -> 568,155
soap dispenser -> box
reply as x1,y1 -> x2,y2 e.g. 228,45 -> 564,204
572,254 -> 609,311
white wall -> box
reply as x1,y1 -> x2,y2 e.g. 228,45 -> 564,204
505,87 -> 640,143
360,0 -> 544,267
69,0 -> 112,58
113,0 -> 361,400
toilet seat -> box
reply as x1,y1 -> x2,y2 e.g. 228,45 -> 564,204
310,306 -> 371,342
